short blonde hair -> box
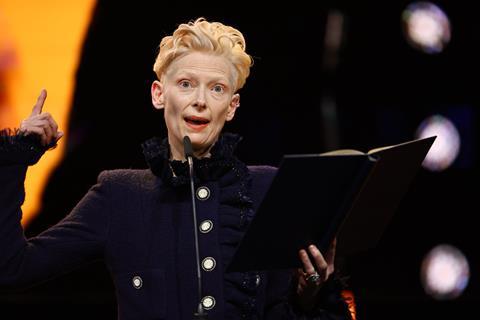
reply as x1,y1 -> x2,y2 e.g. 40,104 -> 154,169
153,18 -> 252,91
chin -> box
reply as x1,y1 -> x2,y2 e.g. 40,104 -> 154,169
190,139 -> 211,150
189,133 -> 216,152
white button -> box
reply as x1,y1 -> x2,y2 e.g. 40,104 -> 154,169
255,274 -> 261,287
196,187 -> 210,200
199,220 -> 213,233
201,296 -> 216,310
202,257 -> 216,271
132,276 -> 143,289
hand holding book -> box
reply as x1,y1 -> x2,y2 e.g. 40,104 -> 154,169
228,136 -> 436,272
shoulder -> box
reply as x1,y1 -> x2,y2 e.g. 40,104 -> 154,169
247,165 -> 277,177
248,165 -> 277,184
97,168 -> 159,191
247,165 -> 277,193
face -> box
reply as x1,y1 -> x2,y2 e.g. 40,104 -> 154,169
151,51 -> 240,160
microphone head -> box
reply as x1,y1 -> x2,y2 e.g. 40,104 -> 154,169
183,136 -> 194,158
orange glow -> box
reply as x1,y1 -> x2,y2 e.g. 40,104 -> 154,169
0,0 -> 95,226
341,289 -> 357,320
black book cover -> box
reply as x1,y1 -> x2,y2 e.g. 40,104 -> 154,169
227,136 -> 436,272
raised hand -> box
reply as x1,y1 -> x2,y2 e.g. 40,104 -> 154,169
295,238 -> 337,310
19,89 -> 63,146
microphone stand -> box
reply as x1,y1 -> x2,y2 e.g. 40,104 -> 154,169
183,136 -> 208,320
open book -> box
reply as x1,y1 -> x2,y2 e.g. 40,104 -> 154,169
227,136 -> 436,272
320,143 -> 399,156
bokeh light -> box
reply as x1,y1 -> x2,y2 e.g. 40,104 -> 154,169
416,114 -> 460,171
421,244 -> 469,300
402,2 -> 451,54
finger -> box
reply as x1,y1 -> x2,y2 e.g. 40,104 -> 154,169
19,119 -> 29,133
30,119 -> 53,146
43,121 -> 54,145
55,131 -> 64,142
38,117 -> 56,145
297,269 -> 307,285
22,118 -> 49,134
31,89 -> 47,116
308,245 -> 328,278
325,238 -> 337,266
298,249 -> 316,275
298,275 -> 307,288
37,113 -> 60,139
43,113 -> 59,135
296,268 -> 307,291
40,126 -> 50,146
29,118 -> 54,137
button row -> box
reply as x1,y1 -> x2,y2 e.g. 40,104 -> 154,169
197,186 -> 216,310
131,275 -> 217,311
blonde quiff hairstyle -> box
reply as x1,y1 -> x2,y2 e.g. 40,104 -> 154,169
153,18 -> 253,91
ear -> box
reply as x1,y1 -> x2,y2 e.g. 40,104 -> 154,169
151,80 -> 165,110
226,93 -> 240,121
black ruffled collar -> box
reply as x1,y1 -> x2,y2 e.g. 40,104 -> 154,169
141,133 -> 244,186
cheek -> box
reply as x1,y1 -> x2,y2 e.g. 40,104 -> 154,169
211,110 -> 228,127
164,96 -> 185,119
213,101 -> 231,118
163,107 -> 182,131
210,117 -> 228,135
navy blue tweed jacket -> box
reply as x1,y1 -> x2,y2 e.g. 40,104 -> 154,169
0,131 -> 351,320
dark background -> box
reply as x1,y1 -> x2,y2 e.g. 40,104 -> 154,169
1,0 -> 478,318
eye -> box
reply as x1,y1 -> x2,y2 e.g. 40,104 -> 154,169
179,80 -> 192,88
212,84 -> 225,93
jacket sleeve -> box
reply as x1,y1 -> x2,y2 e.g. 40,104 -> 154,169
0,129 -> 110,292
264,270 -> 352,320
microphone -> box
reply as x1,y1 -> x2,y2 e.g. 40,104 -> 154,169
183,136 -> 208,319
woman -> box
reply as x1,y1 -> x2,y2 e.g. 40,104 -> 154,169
0,18 -> 351,319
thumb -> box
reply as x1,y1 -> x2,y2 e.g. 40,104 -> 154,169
31,89 -> 47,116
55,131 -> 64,141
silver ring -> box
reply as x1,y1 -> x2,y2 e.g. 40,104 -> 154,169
305,272 -> 321,284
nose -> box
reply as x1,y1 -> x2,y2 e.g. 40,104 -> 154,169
192,87 -> 207,109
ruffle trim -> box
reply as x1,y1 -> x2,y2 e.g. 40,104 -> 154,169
0,128 -> 55,165
216,155 -> 262,318
141,132 -> 244,186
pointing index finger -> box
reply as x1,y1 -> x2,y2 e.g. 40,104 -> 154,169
31,89 -> 47,116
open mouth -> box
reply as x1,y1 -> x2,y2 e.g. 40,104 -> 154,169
184,115 -> 210,130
